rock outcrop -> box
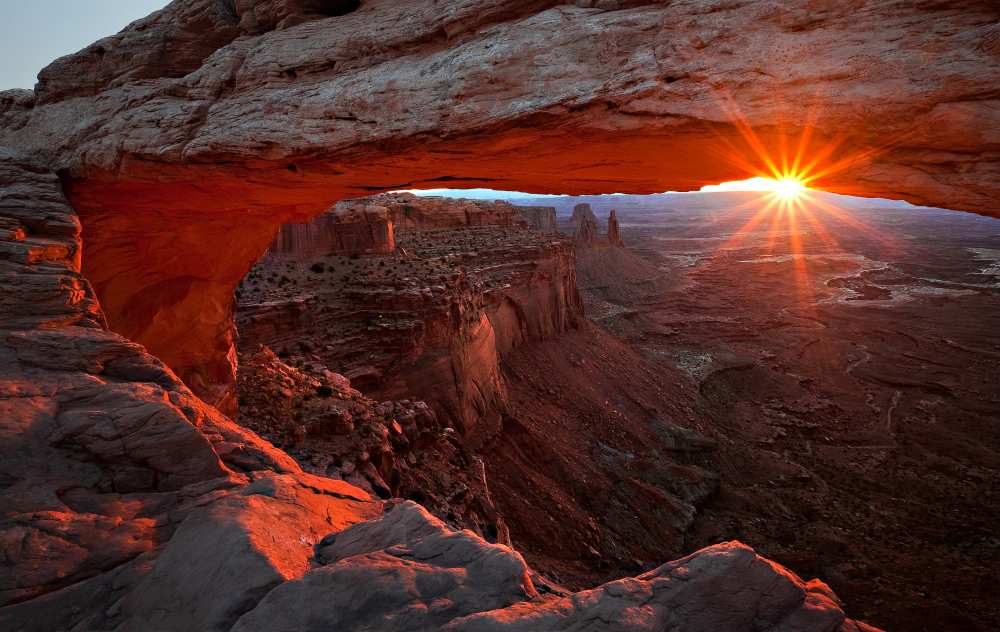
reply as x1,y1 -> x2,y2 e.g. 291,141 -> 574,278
269,193 -> 533,260
570,202 -> 598,227
514,204 -> 557,232
373,193 -> 530,230
0,149 -> 377,627
237,212 -> 583,447
0,1 -> 995,412
607,209 -> 623,247
572,203 -> 600,247
271,201 -> 395,257
235,345 -> 513,543
0,149 -> 876,632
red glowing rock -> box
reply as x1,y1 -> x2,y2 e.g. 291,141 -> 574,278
1,2 -> 995,411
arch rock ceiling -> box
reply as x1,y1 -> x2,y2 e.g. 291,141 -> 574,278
0,0 -> 997,407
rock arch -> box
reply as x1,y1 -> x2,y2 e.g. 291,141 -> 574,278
1,0 -> 997,409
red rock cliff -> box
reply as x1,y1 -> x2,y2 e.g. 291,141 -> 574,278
237,210 -> 582,447
270,200 -> 395,257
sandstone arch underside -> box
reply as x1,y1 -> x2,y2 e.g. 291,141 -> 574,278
1,0 -> 997,408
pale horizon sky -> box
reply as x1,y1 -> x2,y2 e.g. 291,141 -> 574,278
0,1 -> 169,90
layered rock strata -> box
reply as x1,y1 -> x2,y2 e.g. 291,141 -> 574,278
572,203 -> 600,247
370,193 -> 530,230
0,149 -> 378,628
271,200 -> 395,257
237,219 -> 583,447
236,345 -> 512,543
514,204 -> 558,232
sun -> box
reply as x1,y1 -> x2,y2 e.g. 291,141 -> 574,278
699,175 -> 809,201
771,177 -> 807,200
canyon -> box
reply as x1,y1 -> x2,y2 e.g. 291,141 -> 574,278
1,0 -> 998,630
558,191 -> 1000,630
232,187 -> 1000,630
239,193 -> 581,447
234,194 -> 725,593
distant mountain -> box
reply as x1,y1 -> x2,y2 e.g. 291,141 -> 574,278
401,188 -> 932,218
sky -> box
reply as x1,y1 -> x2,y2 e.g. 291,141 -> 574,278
0,1 -> 170,90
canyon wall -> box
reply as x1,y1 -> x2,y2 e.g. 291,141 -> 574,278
237,210 -> 582,446
374,193 -> 530,230
513,204 -> 558,232
271,194 -> 558,258
1,1 -> 995,409
270,200 -> 395,257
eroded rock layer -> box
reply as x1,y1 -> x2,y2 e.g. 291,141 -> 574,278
513,204 -> 558,232
271,199 -> 395,257
572,203 -> 600,246
238,215 -> 582,446
375,193 -> 531,230
607,209 -> 624,247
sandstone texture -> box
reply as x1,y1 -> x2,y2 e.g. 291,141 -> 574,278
1,1 -> 996,409
0,150 -> 377,629
376,193 -> 531,230
235,345 -> 512,545
272,193 -> 533,261
0,150 -> 876,630
271,200 -> 395,257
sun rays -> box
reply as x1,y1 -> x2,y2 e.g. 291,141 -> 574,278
688,92 -> 915,311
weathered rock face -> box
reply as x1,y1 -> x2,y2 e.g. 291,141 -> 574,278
570,203 -> 598,226
447,540 -> 877,632
1,1 -> 995,411
514,204 -> 558,232
371,193 -> 530,230
0,150 -> 379,627
236,345 -> 517,546
0,150 -> 876,631
237,211 -> 582,446
607,209 -> 623,247
270,201 -> 395,257
572,203 -> 600,247
268,193 -> 532,260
